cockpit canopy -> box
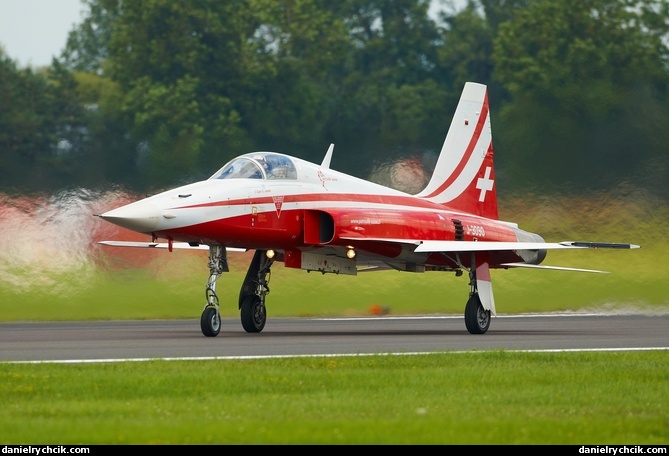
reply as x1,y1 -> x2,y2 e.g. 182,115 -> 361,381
210,152 -> 298,180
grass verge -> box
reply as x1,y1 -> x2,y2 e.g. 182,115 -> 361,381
1,350 -> 667,444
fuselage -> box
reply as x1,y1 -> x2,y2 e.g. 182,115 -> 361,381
100,151 -> 546,272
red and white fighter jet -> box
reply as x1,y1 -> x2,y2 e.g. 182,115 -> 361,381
98,82 -> 640,337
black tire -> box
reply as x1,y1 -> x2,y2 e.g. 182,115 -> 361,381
240,295 -> 266,333
464,293 -> 490,334
200,307 -> 221,337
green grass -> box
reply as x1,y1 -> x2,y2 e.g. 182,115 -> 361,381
2,351 -> 667,444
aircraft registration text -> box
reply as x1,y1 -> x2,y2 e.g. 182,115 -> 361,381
465,225 -> 486,237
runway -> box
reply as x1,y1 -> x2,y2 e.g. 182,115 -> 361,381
1,313 -> 667,363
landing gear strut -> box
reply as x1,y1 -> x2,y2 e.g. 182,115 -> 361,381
464,268 -> 490,334
239,250 -> 274,333
200,245 -> 228,337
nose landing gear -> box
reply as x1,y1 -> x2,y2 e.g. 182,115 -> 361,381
200,245 -> 228,337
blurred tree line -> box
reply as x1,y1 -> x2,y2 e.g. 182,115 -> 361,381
0,0 -> 667,198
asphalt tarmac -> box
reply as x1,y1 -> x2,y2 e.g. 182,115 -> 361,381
1,313 -> 667,362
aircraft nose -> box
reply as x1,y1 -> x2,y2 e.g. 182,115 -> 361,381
99,202 -> 162,233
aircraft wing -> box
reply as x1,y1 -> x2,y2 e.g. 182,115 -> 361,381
414,240 -> 640,252
413,240 -> 639,274
339,238 -> 637,274
340,237 -> 639,253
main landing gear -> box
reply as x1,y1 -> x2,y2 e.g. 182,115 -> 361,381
463,268 -> 491,335
199,247 -> 275,337
238,250 -> 274,333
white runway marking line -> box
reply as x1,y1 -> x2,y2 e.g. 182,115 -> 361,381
4,347 -> 668,365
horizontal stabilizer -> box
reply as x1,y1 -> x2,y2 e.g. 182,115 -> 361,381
98,241 -> 246,252
559,241 -> 640,249
500,263 -> 608,274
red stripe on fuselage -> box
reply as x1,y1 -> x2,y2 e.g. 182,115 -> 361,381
169,192 -> 461,213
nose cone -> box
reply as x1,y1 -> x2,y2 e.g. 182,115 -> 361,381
99,202 -> 162,233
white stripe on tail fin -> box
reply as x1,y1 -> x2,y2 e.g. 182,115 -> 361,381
416,82 -> 498,220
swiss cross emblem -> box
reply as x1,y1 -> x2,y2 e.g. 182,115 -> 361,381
476,166 -> 494,202
273,195 -> 284,218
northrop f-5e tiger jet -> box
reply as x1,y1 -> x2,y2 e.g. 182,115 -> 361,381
98,82 -> 639,337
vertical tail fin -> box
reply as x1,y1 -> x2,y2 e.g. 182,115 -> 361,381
416,82 -> 498,220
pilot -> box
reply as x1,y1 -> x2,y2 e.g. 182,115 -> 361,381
260,157 -> 275,178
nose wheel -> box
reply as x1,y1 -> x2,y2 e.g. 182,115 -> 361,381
201,306 -> 221,337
